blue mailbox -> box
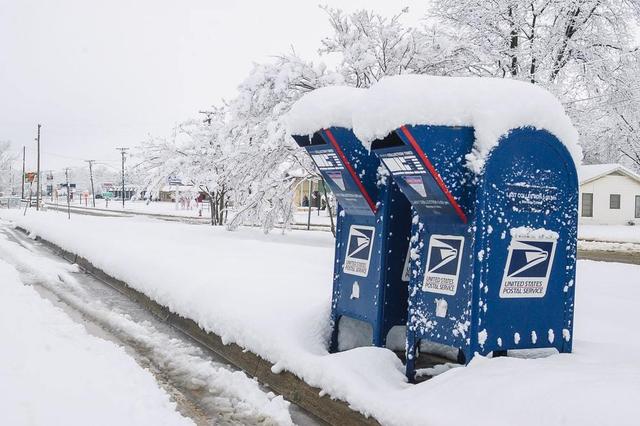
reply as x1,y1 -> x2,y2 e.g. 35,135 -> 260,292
373,125 -> 578,380
363,76 -> 579,381
290,125 -> 411,351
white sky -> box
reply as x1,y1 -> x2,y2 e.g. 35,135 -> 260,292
0,0 -> 427,171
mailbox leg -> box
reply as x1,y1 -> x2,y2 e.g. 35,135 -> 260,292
372,323 -> 386,348
405,332 -> 417,383
457,347 -> 469,365
329,315 -> 340,353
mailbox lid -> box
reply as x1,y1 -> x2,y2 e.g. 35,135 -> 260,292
294,130 -> 377,216
320,127 -> 380,212
372,125 -> 475,224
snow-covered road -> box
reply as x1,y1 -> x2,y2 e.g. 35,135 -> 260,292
0,222 -> 316,426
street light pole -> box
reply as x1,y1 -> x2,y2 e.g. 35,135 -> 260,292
116,147 -> 129,208
64,168 -> 71,220
36,124 -> 41,210
85,160 -> 96,208
21,146 -> 25,200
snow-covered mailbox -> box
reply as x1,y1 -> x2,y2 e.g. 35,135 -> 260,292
355,75 -> 582,380
288,86 -> 412,351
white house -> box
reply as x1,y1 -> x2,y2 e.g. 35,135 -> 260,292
579,164 -> 640,225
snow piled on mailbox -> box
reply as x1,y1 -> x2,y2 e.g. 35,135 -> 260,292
351,75 -> 582,171
287,86 -> 365,135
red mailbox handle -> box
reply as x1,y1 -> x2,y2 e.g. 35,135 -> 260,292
400,126 -> 468,224
323,129 -> 378,214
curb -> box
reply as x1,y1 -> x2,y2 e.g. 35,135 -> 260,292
576,248 -> 640,265
20,228 -> 378,426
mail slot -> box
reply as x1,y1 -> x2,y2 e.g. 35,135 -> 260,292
289,87 -> 412,351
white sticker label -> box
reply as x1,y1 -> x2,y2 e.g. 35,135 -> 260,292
499,237 -> 557,298
343,225 -> 375,277
311,149 -> 343,171
380,152 -> 425,175
423,235 -> 465,295
435,298 -> 448,318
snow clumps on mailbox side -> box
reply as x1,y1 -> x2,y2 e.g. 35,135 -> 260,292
287,86 -> 365,135
351,74 -> 582,173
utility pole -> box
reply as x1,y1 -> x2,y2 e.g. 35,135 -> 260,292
116,147 -> 129,208
36,124 -> 41,211
85,160 -> 96,207
64,168 -> 71,220
21,146 -> 25,200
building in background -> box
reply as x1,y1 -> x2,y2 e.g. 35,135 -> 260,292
579,164 -> 640,225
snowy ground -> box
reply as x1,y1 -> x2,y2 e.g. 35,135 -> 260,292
579,223 -> 640,243
578,239 -> 640,253
48,198 -> 210,218
2,209 -> 640,425
0,241 -> 194,425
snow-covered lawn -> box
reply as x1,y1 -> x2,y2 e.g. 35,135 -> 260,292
49,199 -> 207,218
579,223 -> 640,243
46,200 -> 335,227
0,255 -> 193,425
2,209 -> 640,426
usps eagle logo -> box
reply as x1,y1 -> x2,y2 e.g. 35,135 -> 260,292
499,238 -> 557,298
422,235 -> 464,295
343,225 -> 375,277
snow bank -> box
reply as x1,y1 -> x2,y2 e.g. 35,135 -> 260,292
287,86 -> 365,135
0,257 -> 193,426
3,210 -> 640,426
579,224 -> 640,243
351,75 -> 582,168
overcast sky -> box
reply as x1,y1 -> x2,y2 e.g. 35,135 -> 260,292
0,0 -> 427,171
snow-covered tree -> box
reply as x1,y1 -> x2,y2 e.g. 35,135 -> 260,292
428,0 -> 640,167
134,109 -> 234,225
222,53 -> 342,231
0,141 -> 18,194
320,6 -> 473,87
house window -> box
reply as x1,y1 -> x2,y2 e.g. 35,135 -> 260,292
581,193 -> 593,217
609,194 -> 621,209
636,196 -> 640,218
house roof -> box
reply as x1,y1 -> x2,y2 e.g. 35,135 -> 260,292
579,163 -> 640,185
